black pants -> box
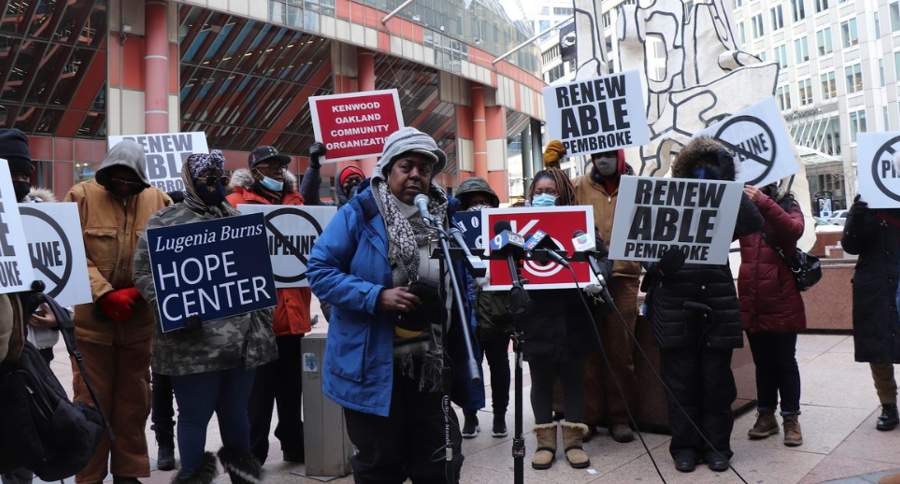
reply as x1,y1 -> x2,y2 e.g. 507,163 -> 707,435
249,334 -> 305,464
747,331 -> 801,414
528,357 -> 586,424
151,372 -> 175,431
660,346 -> 736,462
343,367 -> 463,484
480,337 -> 511,415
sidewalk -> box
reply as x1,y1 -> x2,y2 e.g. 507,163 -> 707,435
43,312 -> 900,483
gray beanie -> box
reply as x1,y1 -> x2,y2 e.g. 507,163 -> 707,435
372,127 -> 446,182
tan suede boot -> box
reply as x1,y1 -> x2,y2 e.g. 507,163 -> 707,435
560,420 -> 591,469
531,423 -> 558,470
783,414 -> 803,446
879,471 -> 900,484
748,409 -> 779,439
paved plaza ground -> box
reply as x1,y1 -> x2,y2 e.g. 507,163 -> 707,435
38,301 -> 900,484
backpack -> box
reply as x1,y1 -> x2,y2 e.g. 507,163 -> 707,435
0,292 -> 112,482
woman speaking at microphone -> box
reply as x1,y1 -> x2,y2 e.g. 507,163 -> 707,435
524,168 -> 611,471
307,127 -> 478,484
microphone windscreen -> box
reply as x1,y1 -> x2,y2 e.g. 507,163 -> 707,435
414,193 -> 429,206
494,219 -> 511,236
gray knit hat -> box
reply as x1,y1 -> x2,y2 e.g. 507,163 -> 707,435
187,150 -> 226,179
372,127 -> 446,182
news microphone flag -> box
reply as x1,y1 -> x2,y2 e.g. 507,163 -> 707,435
491,230 -> 525,252
572,230 -> 595,252
524,230 -> 549,252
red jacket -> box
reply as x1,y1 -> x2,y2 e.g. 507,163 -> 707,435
738,194 -> 807,333
227,171 -> 312,337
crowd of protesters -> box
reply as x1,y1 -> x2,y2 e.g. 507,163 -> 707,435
1,122 -> 899,484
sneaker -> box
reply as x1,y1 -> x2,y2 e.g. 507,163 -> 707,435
491,414 -> 508,437
462,415 -> 480,438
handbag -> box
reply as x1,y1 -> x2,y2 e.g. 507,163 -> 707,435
0,292 -> 112,481
760,231 -> 822,291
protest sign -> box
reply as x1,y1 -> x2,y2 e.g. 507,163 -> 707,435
543,70 -> 650,156
695,97 -> 798,188
856,132 -> 900,208
480,207 -> 595,290
236,205 -> 337,288
20,203 -> 90,306
608,176 -> 744,265
309,89 -> 404,163
147,213 -> 277,332
108,132 -> 209,193
452,211 -> 484,250
0,159 -> 33,294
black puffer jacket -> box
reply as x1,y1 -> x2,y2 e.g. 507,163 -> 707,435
644,137 -> 764,350
842,201 -> 900,364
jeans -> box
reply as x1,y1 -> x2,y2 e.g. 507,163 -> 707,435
171,368 -> 256,475
747,332 -> 801,414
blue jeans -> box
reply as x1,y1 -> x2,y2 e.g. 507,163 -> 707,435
170,368 -> 256,475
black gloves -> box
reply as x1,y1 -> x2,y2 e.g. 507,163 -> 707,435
851,195 -> 868,226
658,248 -> 686,277
184,315 -> 203,332
309,142 -> 327,169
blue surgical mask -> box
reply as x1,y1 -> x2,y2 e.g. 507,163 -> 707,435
259,175 -> 284,192
692,167 -> 707,179
532,193 -> 557,207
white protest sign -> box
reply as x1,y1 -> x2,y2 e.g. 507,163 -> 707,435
609,176 -> 744,265
695,97 -> 798,188
543,70 -> 650,156
108,132 -> 208,193
857,132 -> 900,208
19,203 -> 90,306
236,205 -> 338,288
0,159 -> 34,294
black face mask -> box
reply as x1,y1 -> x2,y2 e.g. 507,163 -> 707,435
194,179 -> 226,205
105,185 -> 145,199
13,181 -> 31,202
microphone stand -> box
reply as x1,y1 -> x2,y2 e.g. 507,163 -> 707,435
503,251 -> 531,484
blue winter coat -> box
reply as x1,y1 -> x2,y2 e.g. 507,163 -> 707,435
307,183 -> 483,417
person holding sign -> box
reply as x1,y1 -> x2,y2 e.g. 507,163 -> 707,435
299,141 -> 365,207
641,137 -> 763,473
523,168 -> 611,471
573,147 -> 642,444
307,127 -> 479,483
133,151 -> 277,484
738,183 -> 807,447
64,140 -> 172,484
226,145 -> 312,465
841,195 -> 900,433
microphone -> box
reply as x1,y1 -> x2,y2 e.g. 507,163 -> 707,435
492,220 -> 532,316
524,230 -> 571,269
572,230 -> 608,288
413,193 -> 436,226
449,226 -> 487,278
490,220 -> 526,259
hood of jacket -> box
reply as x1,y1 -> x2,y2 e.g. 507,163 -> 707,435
455,177 -> 499,208
671,136 -> 737,181
95,139 -> 151,188
228,167 -> 298,192
24,188 -> 56,203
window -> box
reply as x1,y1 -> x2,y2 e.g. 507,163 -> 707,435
893,2 -> 900,32
774,44 -> 789,68
895,51 -> 900,84
817,27 -> 833,55
759,50 -> 767,61
752,13 -> 765,38
777,85 -> 792,110
845,63 -> 863,93
791,0 -> 806,21
797,79 -> 813,105
771,5 -> 785,30
815,0 -> 828,13
734,0 -> 743,7
841,18 -> 859,47
820,71 -> 837,99
553,7 -> 573,15
850,109 -> 867,143
794,37 -> 810,63
739,22 -> 746,44
881,58 -> 887,86
602,12 -> 611,28
885,106 -> 891,130
876,12 -> 882,39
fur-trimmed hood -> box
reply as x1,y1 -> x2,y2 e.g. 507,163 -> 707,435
228,168 -> 298,192
24,188 -> 56,203
671,136 -> 737,181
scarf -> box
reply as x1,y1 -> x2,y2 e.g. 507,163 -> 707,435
180,160 -> 229,217
376,181 -> 448,282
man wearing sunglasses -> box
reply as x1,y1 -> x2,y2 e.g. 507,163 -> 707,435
63,139 -> 172,484
226,145 -> 312,465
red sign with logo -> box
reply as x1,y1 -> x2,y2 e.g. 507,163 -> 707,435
309,89 -> 405,163
480,207 -> 596,290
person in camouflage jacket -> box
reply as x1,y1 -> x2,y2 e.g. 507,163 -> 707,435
133,151 -> 276,484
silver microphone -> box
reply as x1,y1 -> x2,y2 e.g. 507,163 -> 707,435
413,193 -> 435,225
449,226 -> 487,278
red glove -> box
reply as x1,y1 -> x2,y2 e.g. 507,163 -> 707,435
99,287 -> 143,323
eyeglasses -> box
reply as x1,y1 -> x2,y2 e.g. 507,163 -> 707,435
533,188 -> 559,197
256,163 -> 287,174
110,178 -> 143,188
205,176 -> 230,187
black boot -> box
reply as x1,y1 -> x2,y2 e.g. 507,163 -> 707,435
218,447 -> 263,484
152,423 -> 176,471
170,452 -> 217,484
878,404 -> 900,431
